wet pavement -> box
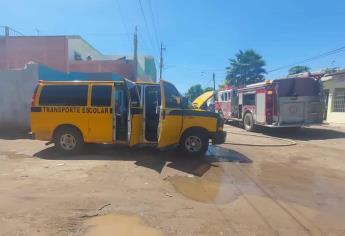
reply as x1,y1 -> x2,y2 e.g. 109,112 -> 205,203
0,125 -> 345,235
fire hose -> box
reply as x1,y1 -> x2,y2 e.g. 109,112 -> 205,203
223,131 -> 297,147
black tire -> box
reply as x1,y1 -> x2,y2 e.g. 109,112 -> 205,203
179,129 -> 209,157
243,113 -> 255,132
54,127 -> 84,154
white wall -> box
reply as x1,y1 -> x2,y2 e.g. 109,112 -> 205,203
67,37 -> 105,61
323,75 -> 345,124
0,64 -> 39,131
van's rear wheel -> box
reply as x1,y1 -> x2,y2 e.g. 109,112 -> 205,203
180,130 -> 209,156
243,113 -> 255,132
54,128 -> 84,154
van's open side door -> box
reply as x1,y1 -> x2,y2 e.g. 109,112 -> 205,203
158,80 -> 183,148
124,79 -> 143,147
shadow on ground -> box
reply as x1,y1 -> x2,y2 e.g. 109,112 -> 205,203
34,145 -> 252,177
227,122 -> 345,141
258,126 -> 345,141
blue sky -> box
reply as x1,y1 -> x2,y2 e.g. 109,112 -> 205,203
2,0 -> 345,93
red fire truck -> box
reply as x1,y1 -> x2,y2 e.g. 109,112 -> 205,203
216,74 -> 324,131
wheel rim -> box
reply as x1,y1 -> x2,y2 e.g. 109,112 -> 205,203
60,133 -> 77,151
185,136 -> 202,153
244,115 -> 251,129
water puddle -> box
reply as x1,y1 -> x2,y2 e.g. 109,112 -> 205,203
167,165 -> 239,204
83,214 -> 163,236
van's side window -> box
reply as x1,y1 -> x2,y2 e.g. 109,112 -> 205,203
39,85 -> 88,106
91,85 -> 112,107
129,86 -> 140,107
164,83 -> 181,108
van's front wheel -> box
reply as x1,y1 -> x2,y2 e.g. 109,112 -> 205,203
179,130 -> 209,156
54,127 -> 84,154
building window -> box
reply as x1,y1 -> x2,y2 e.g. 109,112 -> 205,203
74,51 -> 82,61
333,88 -> 345,112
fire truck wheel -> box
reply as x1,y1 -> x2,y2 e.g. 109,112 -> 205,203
243,113 -> 255,132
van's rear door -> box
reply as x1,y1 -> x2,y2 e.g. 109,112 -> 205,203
158,80 -> 183,148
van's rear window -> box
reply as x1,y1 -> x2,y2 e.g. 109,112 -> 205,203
39,85 -> 88,106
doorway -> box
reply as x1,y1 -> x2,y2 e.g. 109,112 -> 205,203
144,85 -> 161,142
114,83 -> 128,141
323,89 -> 329,120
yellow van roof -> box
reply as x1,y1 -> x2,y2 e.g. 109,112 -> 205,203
192,91 -> 214,108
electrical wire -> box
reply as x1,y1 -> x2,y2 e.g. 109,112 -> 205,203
147,0 -> 160,48
268,46 -> 345,73
138,0 -> 157,54
115,0 -> 131,43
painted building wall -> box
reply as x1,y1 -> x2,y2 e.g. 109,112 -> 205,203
67,37 -> 105,61
323,73 -> 345,124
137,56 -> 156,82
0,64 -> 39,131
69,60 -> 135,80
0,36 -> 156,82
0,36 -> 68,71
0,63 -> 127,131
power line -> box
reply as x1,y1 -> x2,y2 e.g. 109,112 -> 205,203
115,0 -> 131,43
147,0 -> 160,48
165,64 -> 226,72
268,46 -> 345,73
138,0 -> 156,54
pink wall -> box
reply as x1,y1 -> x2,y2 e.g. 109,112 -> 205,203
0,36 -> 68,71
0,36 -> 137,81
69,60 -> 135,81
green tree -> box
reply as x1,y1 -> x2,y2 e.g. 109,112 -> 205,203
185,85 -> 213,101
203,87 -> 213,92
185,84 -> 204,101
288,66 -> 310,75
225,50 -> 266,87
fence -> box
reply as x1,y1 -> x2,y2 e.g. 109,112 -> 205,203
0,26 -> 24,37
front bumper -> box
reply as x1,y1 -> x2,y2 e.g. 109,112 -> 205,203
210,131 -> 227,145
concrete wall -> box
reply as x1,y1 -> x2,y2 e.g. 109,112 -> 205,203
0,63 -> 127,131
0,64 -> 39,131
137,56 -> 156,82
0,36 -> 68,71
0,36 -> 157,82
67,37 -> 104,61
69,60 -> 135,81
323,74 -> 345,124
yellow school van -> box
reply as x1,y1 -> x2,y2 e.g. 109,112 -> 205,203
31,79 -> 226,156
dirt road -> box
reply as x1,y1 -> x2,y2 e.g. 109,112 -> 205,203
1,125 -> 345,236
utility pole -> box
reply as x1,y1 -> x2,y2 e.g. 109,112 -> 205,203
159,42 -> 165,81
133,26 -> 138,81
5,26 -> 10,37
35,28 -> 40,36
212,72 -> 216,101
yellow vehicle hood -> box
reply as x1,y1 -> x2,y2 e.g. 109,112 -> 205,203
192,91 -> 214,109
